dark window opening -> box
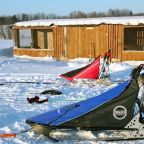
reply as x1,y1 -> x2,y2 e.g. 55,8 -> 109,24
124,27 -> 144,51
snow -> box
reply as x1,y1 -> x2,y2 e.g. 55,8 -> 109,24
0,40 -> 14,57
0,39 -> 144,144
14,16 -> 144,27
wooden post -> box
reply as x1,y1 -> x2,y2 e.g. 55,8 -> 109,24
31,30 -> 38,48
13,29 -> 20,48
44,31 -> 47,49
64,27 -> 67,58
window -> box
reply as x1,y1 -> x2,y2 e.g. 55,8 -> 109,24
37,29 -> 53,49
124,27 -> 144,51
19,29 -> 31,48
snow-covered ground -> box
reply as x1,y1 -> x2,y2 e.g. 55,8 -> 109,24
0,40 -> 144,144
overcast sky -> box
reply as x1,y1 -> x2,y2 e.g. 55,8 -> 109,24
0,0 -> 144,16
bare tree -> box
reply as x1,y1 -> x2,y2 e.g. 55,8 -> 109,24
5,25 -> 12,39
69,11 -> 87,18
107,9 -> 133,17
0,25 -> 6,39
0,25 -> 12,39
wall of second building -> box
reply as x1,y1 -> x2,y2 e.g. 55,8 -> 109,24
53,24 -> 124,60
53,25 -> 144,61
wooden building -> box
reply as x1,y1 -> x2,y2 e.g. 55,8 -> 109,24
12,16 -> 144,61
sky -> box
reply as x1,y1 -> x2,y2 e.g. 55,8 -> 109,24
0,0 -> 144,16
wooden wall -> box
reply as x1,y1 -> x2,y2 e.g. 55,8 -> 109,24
53,25 -> 124,60
13,48 -> 54,57
53,27 -> 65,59
107,25 -> 123,59
37,30 -> 44,49
13,24 -> 144,61
13,29 -> 20,48
122,51 -> 144,61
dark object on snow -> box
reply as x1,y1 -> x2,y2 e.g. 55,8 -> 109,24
60,55 -> 100,81
27,96 -> 39,104
36,98 -> 48,104
0,83 -> 5,86
40,89 -> 62,95
130,64 -> 144,80
27,96 -> 48,104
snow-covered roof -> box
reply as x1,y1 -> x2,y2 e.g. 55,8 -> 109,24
14,16 -> 144,27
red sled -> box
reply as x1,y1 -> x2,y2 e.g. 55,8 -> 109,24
60,55 -> 100,81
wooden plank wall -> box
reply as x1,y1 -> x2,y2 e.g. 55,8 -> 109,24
94,25 -> 108,57
47,30 -> 53,49
37,30 -> 44,49
13,48 -> 54,57
53,27 -> 65,59
14,25 -> 144,61
54,25 -> 123,60
122,51 -> 144,61
107,25 -> 123,59
31,30 -> 38,48
65,26 -> 106,59
66,27 -> 78,59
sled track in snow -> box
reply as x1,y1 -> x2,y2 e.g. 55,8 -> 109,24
0,73 -> 61,85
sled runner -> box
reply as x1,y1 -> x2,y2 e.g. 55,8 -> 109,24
25,64 -> 144,141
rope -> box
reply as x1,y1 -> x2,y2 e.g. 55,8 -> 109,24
0,133 -> 16,138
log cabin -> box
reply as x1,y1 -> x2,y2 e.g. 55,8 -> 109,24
12,16 -> 144,61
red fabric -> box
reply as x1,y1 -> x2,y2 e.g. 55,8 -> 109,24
104,51 -> 111,57
61,57 -> 100,81
104,50 -> 111,62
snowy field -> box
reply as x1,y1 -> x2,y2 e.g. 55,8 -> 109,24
0,40 -> 144,144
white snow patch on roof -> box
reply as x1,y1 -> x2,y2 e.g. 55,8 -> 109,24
14,16 -> 144,27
